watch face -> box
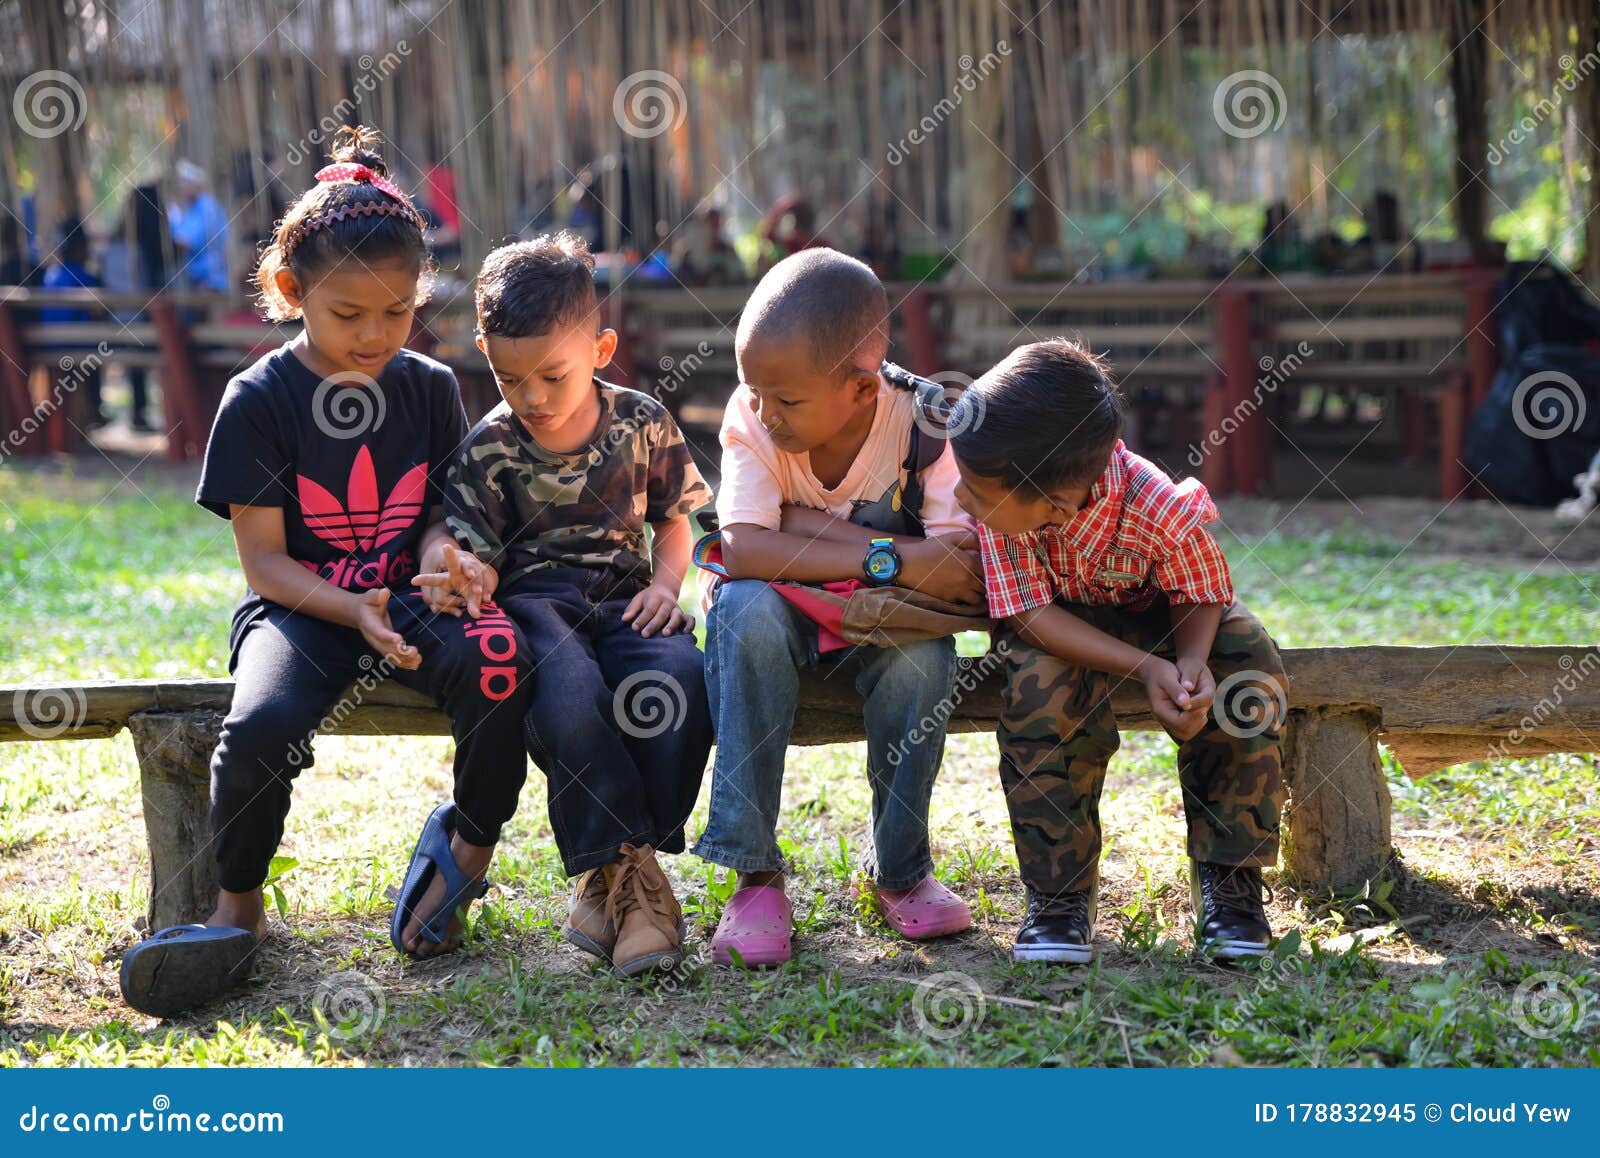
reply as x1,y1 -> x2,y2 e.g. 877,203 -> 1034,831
865,547 -> 898,582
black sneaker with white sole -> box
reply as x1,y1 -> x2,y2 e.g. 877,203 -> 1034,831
1012,885 -> 1096,963
1191,860 -> 1272,958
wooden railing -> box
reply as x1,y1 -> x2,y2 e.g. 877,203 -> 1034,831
0,270 -> 1500,497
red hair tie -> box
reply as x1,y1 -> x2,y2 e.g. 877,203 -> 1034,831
315,162 -> 406,203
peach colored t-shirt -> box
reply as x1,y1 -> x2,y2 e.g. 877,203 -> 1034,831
715,379 -> 973,537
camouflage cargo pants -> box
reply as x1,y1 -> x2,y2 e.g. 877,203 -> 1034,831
995,601 -> 1287,896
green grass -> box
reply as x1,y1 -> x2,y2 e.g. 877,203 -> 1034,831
1221,528 -> 1600,647
1,466 -> 1596,1067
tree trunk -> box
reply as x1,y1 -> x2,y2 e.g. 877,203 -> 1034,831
1280,706 -> 1394,890
18,0 -> 84,250
952,0 -> 1014,342
129,710 -> 225,931
1448,0 -> 1493,264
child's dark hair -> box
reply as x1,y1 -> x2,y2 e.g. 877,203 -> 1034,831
474,231 -> 597,338
951,339 -> 1125,493
255,126 -> 431,321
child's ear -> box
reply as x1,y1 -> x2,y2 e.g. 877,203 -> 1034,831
1047,482 -> 1092,519
474,332 -> 488,357
594,328 -> 619,369
846,366 -> 880,402
273,267 -> 304,311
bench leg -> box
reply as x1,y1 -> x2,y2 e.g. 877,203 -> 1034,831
1280,707 -> 1395,890
128,710 -> 225,931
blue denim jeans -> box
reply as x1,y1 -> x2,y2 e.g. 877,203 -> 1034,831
694,579 -> 957,890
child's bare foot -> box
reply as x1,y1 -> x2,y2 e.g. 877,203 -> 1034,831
401,834 -> 494,957
738,870 -> 785,891
208,888 -> 269,941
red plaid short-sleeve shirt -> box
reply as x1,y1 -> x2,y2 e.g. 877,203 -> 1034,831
978,441 -> 1234,619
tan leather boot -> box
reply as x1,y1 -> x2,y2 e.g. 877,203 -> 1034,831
604,843 -> 684,977
562,868 -> 616,961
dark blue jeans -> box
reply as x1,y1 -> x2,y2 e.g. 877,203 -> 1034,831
498,569 -> 713,875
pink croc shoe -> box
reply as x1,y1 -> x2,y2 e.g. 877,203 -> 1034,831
711,886 -> 793,967
871,876 -> 973,940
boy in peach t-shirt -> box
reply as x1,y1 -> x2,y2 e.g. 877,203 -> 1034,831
694,247 -> 983,966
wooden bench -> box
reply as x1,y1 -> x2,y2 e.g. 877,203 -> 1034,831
5,644 -> 1594,932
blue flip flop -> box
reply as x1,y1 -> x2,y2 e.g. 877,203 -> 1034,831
390,802 -> 491,955
119,923 -> 259,1018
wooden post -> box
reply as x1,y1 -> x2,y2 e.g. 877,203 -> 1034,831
1401,392 -> 1428,466
0,301 -> 46,457
1438,370 -> 1469,500
129,710 -> 225,931
40,364 -> 74,454
899,287 -> 942,375
1198,369 -> 1234,494
149,296 -> 204,462
604,291 -> 638,390
1217,287 -> 1268,496
1279,706 -> 1394,890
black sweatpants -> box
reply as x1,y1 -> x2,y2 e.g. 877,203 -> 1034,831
209,590 -> 535,893
498,568 -> 713,876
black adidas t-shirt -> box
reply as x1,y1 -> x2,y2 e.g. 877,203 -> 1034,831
197,343 -> 469,643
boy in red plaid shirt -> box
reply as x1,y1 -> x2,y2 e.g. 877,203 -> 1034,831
949,339 -> 1287,963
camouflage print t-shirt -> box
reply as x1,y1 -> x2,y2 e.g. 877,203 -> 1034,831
445,380 -> 713,597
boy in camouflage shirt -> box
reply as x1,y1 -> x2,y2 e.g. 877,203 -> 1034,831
441,232 -> 714,977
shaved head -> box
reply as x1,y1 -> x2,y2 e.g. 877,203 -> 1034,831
736,247 -> 889,376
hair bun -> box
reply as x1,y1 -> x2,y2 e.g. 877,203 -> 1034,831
329,124 -> 388,177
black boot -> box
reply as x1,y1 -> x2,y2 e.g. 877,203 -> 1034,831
1191,860 -> 1272,958
1013,884 -> 1096,963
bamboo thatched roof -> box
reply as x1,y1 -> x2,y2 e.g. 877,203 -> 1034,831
4,0 -> 1598,288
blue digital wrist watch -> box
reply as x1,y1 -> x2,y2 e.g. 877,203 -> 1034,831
862,536 -> 901,586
